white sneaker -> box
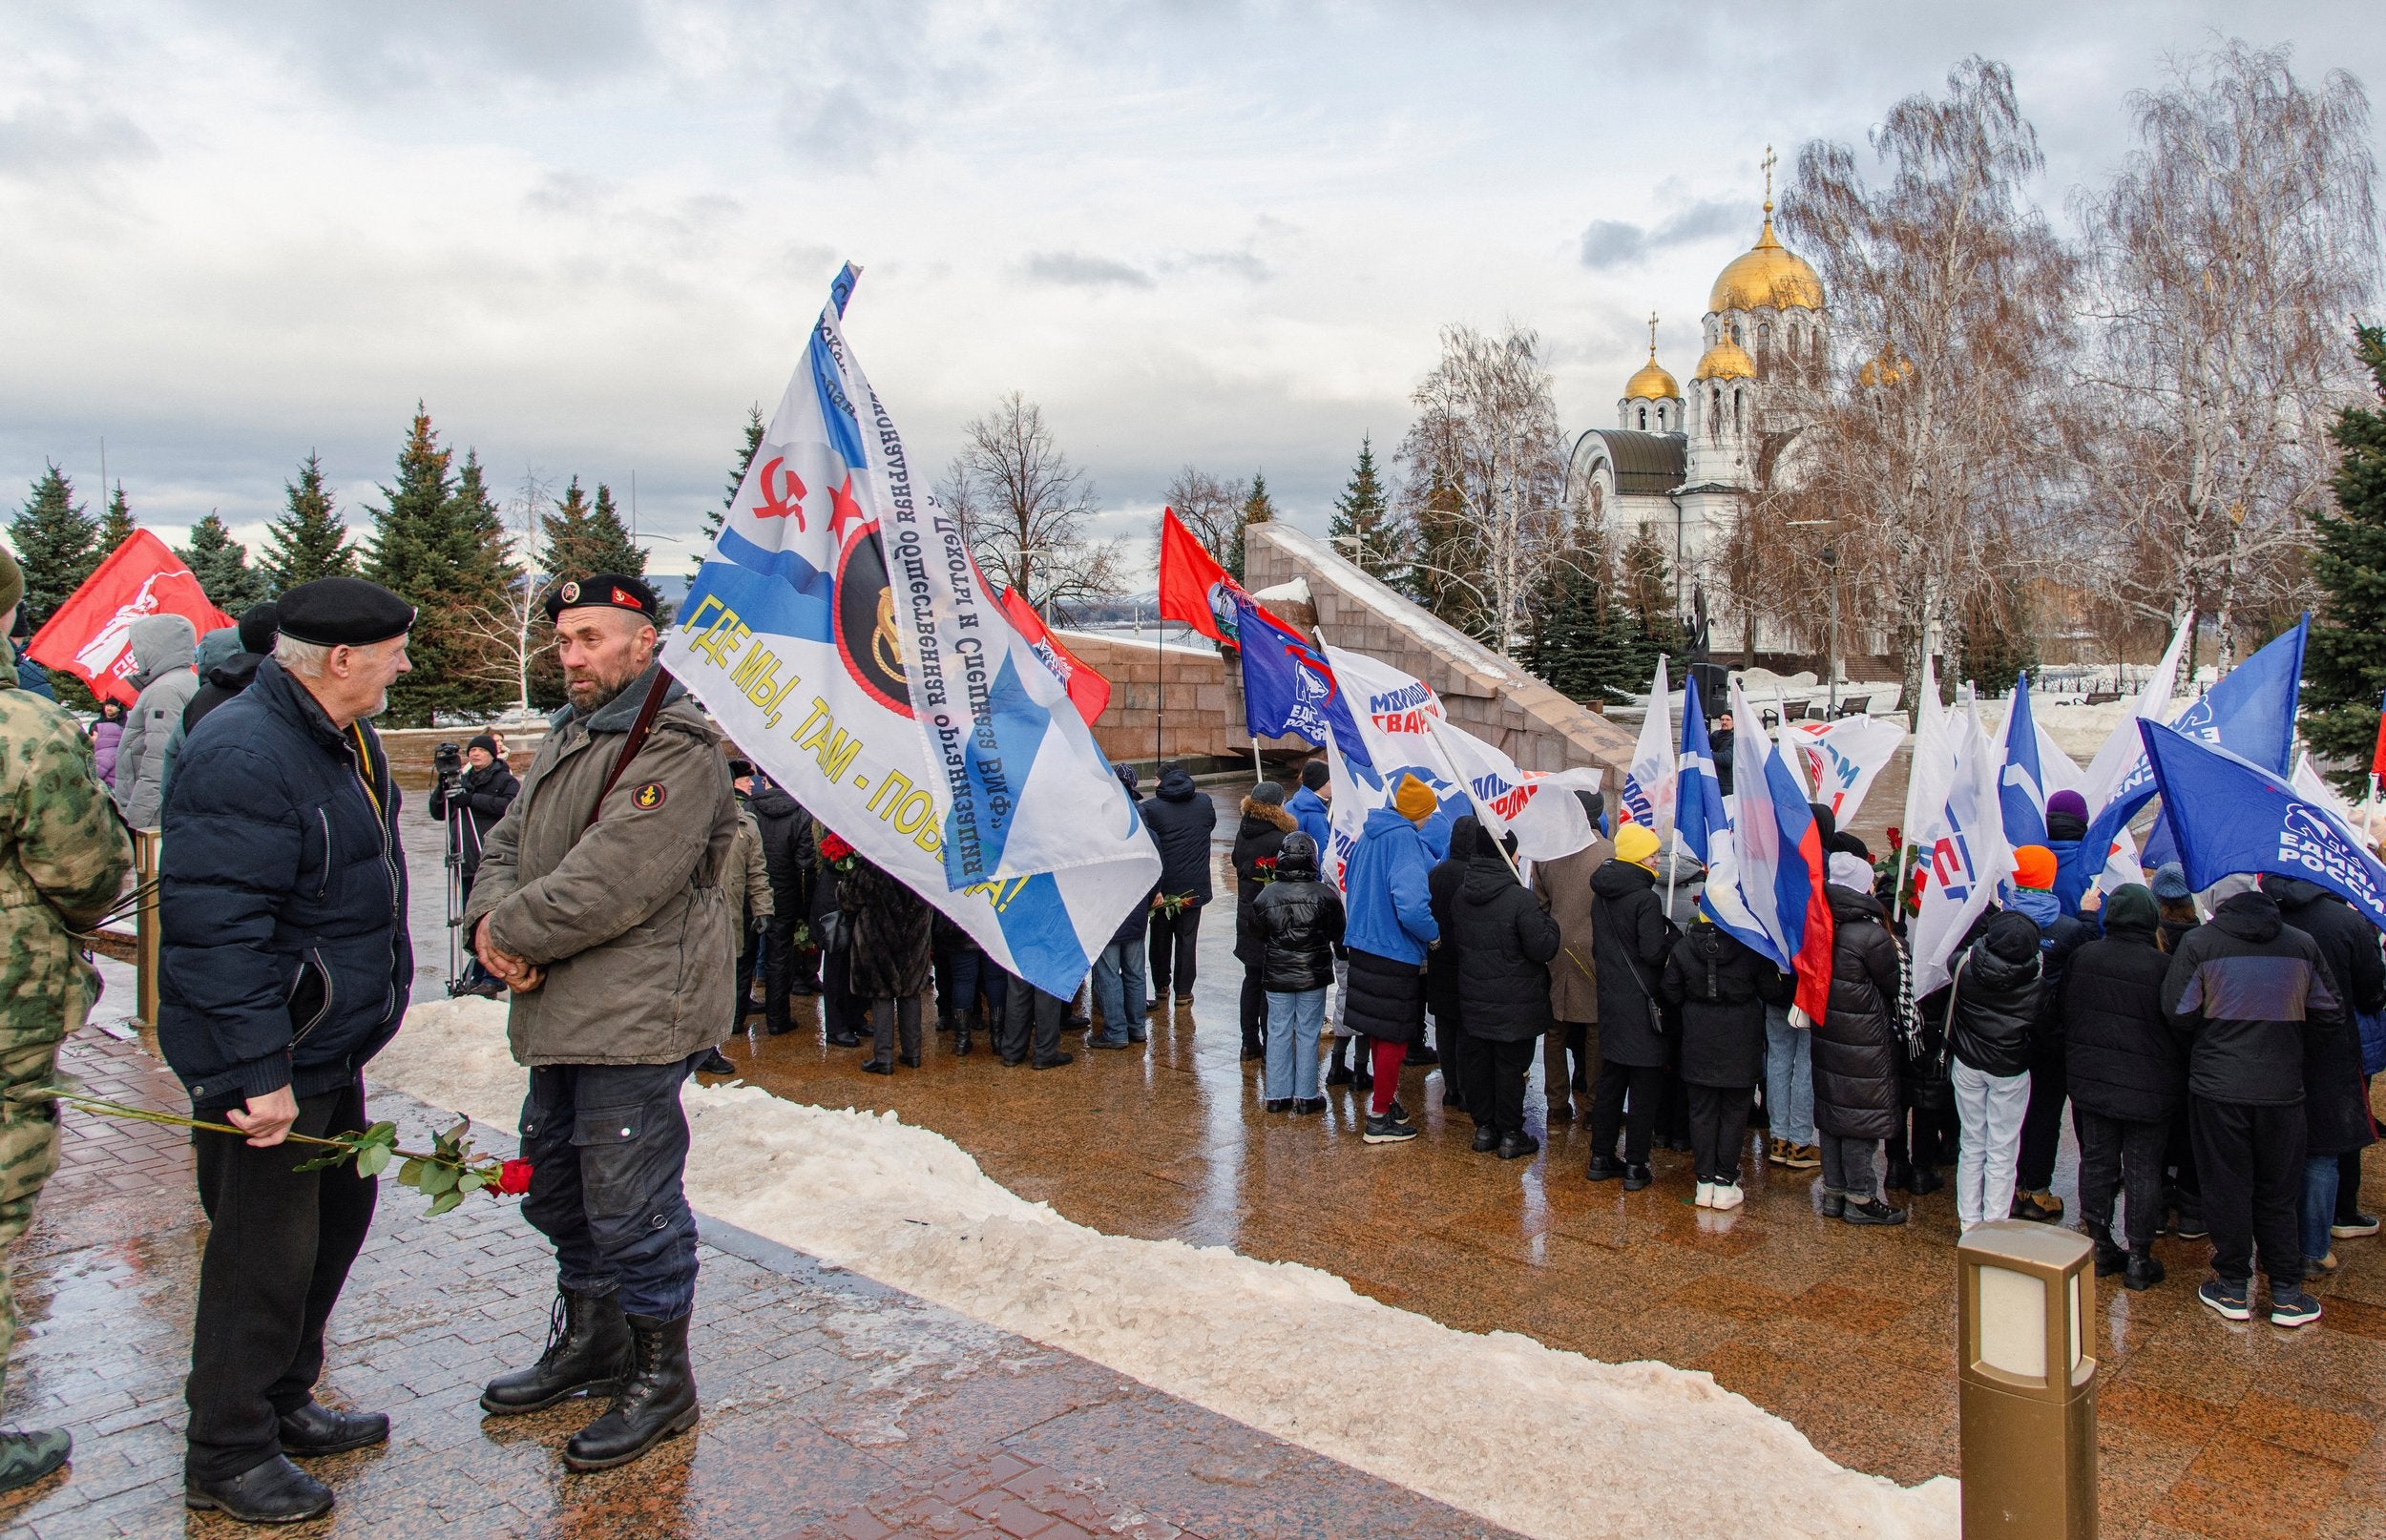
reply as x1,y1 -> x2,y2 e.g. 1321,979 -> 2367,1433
1711,1182 -> 1745,1211
1694,1181 -> 1715,1208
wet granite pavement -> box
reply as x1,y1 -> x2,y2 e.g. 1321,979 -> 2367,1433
1,1026 -> 1525,1539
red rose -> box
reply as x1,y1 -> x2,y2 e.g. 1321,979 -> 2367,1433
495,1158 -> 534,1196
819,832 -> 854,864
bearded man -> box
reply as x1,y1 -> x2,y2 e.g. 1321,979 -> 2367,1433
464,573 -> 737,1471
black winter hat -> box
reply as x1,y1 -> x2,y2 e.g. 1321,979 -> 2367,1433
237,600 -> 280,656
1300,760 -> 1330,791
467,733 -> 500,757
1249,781 -> 1286,806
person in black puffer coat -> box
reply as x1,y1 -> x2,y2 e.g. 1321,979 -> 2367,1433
1945,907 -> 2041,1231
2062,884 -> 2183,1287
1452,827 -> 1561,1158
1425,814 -> 1481,1114
1142,764 -> 1217,1007
749,780 -> 820,1032
1585,824 -> 1678,1186
1812,856 -> 1909,1224
844,855 -> 933,1072
1229,783 -> 1297,1060
2260,874 -> 2384,1269
1242,832 -> 1343,1112
1662,915 -> 1792,1207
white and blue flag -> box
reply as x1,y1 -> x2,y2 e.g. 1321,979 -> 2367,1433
668,266 -> 1158,999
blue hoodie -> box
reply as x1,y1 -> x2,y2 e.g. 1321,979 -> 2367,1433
1342,805 -> 1439,964
1417,802 -> 1454,863
1287,783 -> 1331,852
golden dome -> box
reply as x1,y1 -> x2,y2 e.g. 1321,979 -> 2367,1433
1708,211 -> 1825,314
1624,355 -> 1679,401
1691,337 -> 1756,382
1856,351 -> 1913,388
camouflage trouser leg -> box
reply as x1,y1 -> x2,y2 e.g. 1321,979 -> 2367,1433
0,1037 -> 63,1417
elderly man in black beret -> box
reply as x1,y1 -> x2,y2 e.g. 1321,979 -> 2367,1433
466,572 -> 738,1472
160,575 -> 416,1524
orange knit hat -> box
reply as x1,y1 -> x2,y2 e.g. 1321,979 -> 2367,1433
2012,844 -> 2058,890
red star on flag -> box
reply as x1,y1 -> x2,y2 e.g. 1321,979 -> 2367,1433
828,474 -> 868,546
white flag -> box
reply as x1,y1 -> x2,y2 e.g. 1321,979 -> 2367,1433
1619,656 -> 1675,840
1910,695 -> 2015,997
1788,715 -> 1906,826
669,266 -> 1157,998
1425,715 -> 1603,861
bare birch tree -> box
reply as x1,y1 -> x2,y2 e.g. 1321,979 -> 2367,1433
1160,467 -> 1247,569
1773,56 -> 2078,719
940,392 -> 1121,621
1393,323 -> 1567,655
2067,40 -> 2379,670
455,466 -> 552,717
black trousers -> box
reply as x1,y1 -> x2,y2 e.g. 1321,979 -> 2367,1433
999,983 -> 1066,1065
2074,1106 -> 2168,1251
1240,961 -> 1267,1055
2342,1147 -> 2369,1224
186,1081 -> 376,1484
1893,1098 -> 1960,1173
1148,906 -> 1201,999
1434,1003 -> 1468,1107
1590,1060 -> 1664,1166
764,909 -> 804,1035
2017,1045 -> 2067,1192
870,993 -> 923,1066
2191,1096 -> 2307,1288
1686,1084 -> 1754,1185
821,946 -> 864,1041
519,1053 -> 702,1320
733,921 -> 762,1027
1458,1033 -> 1535,1137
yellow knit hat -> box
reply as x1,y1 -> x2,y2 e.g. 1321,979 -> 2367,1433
1614,822 -> 1662,868
1392,774 -> 1438,822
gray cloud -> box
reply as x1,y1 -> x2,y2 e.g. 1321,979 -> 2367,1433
0,104 -> 156,179
1579,198 -> 1746,269
1019,252 -> 1155,290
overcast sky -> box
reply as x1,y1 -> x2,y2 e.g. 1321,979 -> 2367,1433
6,2 -> 2383,588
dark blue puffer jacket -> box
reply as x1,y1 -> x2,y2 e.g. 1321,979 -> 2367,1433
158,658 -> 413,1113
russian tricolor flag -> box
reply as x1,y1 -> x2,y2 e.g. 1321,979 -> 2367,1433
1727,678 -> 1835,1025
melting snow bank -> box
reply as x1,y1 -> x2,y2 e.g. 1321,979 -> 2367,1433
376,1000 -> 1957,1540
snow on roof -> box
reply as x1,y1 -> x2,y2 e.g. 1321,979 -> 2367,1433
1255,525 -> 1529,688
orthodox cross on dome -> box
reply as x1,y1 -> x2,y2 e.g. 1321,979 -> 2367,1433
1647,312 -> 1660,358
1761,145 -> 1777,214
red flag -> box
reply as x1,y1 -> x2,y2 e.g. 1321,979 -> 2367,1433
2372,692 -> 2386,783
1157,507 -> 1245,644
998,587 -> 1111,727
29,531 -> 236,705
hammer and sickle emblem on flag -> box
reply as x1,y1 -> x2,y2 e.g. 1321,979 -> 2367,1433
753,457 -> 807,525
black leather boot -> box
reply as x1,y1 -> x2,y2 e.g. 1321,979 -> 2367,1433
2094,1225 -> 2128,1278
185,1454 -> 332,1524
278,1401 -> 388,1456
481,1286 -> 632,1416
562,1312 -> 699,1472
953,1020 -> 973,1056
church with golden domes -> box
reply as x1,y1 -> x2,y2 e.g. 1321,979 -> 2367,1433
1565,155 -> 1827,637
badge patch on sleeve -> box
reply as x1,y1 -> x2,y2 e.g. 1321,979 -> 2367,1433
630,781 -> 666,810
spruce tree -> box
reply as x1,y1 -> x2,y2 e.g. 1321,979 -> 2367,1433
262,452 -> 356,591
1228,469 -> 1275,582
2305,323 -> 2386,792
97,483 -> 136,556
10,464 -> 100,619
695,405 -> 765,575
365,409 -> 521,724
178,513 -> 268,614
1329,437 -> 1403,582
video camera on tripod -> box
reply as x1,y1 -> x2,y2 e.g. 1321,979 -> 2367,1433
435,741 -> 472,994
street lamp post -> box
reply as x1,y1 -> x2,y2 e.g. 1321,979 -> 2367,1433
1820,544 -> 1839,717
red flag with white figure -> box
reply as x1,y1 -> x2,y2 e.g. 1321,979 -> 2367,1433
1156,507 -> 1246,645
998,587 -> 1111,728
27,531 -> 236,704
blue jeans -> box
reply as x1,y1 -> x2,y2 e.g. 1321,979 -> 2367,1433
1265,989 -> 1327,1099
2303,1153 -> 2342,1263
1091,940 -> 1146,1044
1764,1005 -> 1815,1147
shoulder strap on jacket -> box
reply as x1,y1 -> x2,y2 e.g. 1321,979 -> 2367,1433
583,666 -> 674,836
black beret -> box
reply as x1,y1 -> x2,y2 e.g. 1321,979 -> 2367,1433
277,577 -> 414,647
546,572 -> 659,623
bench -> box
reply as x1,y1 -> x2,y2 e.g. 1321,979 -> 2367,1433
2083,689 -> 2123,706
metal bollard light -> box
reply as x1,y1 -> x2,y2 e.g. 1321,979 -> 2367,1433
1957,1219 -> 2098,1538
131,828 -> 160,1031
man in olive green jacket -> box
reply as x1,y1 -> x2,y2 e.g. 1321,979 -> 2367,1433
464,573 -> 736,1475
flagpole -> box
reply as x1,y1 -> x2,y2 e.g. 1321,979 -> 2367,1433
1153,598 -> 1163,777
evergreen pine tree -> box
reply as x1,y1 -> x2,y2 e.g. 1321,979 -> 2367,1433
1227,469 -> 1275,582
2304,323 -> 2386,792
178,513 -> 268,614
539,476 -> 597,582
9,464 -> 100,619
97,483 -> 136,556
261,452 -> 356,591
695,405 -> 765,576
586,484 -> 645,578
366,408 -> 521,724
1329,437 -> 1402,581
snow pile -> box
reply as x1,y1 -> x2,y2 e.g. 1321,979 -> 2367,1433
376,1000 -> 1957,1540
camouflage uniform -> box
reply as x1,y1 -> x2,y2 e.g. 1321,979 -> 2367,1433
0,659 -> 134,1405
